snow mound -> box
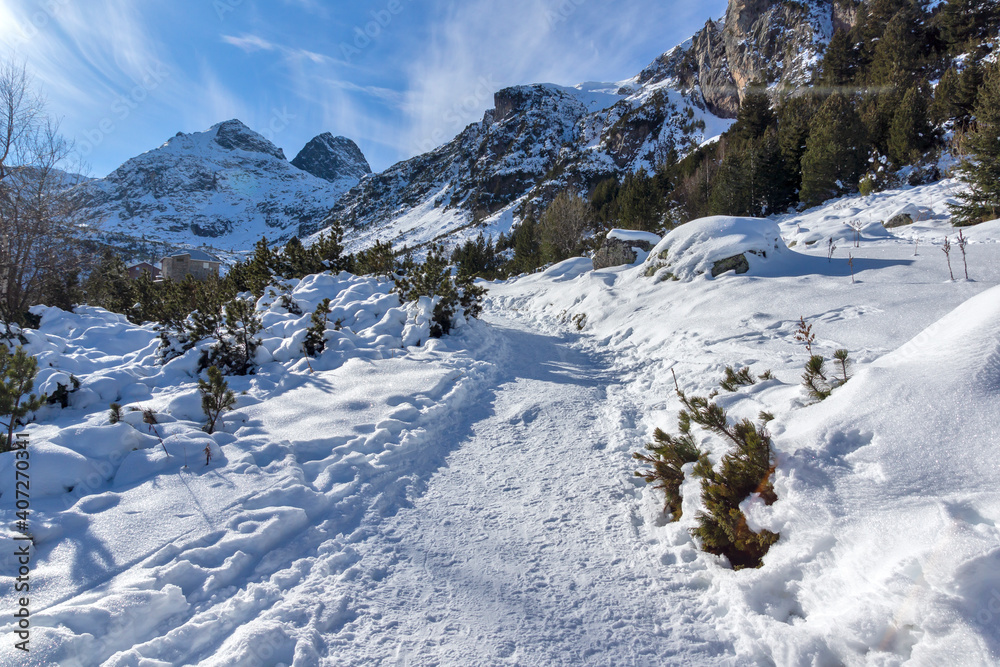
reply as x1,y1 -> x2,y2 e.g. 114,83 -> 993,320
745,285 -> 1000,663
608,229 -> 662,245
645,216 -> 789,281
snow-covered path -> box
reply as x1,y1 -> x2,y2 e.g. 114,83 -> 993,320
320,317 -> 730,665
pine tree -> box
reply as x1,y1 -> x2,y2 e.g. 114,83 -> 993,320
956,62 -> 985,130
511,213 -> 542,274
590,177 -> 620,223
223,298 -> 264,375
616,168 -> 662,231
819,29 -> 860,89
279,236 -> 316,279
0,345 -> 44,452
303,298 -> 331,357
850,0 -> 913,73
633,421 -> 707,520
937,0 -> 1000,55
84,249 -> 137,315
199,365 -> 235,435
865,7 -> 925,89
313,221 -> 347,272
355,240 -> 396,279
681,391 -> 778,570
246,236 -> 276,296
887,84 -> 934,166
395,244 -> 485,338
734,85 -> 775,141
800,93 -> 868,206
777,96 -> 817,201
930,66 -> 962,126
950,63 -> 1000,225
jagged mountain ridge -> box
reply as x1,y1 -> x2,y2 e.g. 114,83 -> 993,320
75,120 -> 370,253
313,0 -> 850,252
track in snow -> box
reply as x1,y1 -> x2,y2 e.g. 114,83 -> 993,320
320,316 -> 732,665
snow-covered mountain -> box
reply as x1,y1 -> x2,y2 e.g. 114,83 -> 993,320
74,120 -> 369,252
312,80 -> 730,252
312,0 -> 846,252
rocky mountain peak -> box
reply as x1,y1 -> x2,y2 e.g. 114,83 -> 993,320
642,0 -> 856,118
291,133 -> 371,183
212,119 -> 287,161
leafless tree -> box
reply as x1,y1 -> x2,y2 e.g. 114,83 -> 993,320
539,190 -> 595,262
0,58 -> 89,328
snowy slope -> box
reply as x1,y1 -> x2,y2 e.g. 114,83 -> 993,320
73,121 -> 368,253
1,180 -> 998,665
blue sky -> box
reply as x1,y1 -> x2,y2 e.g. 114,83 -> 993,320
1,0 -> 726,177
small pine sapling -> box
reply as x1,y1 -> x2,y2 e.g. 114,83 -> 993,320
759,370 -> 774,380
802,355 -> 832,401
719,365 -> 756,392
956,230 -> 969,280
109,402 -> 123,424
0,345 -> 45,452
303,298 -> 332,357
943,236 -> 955,280
833,349 -> 851,384
199,366 -> 236,435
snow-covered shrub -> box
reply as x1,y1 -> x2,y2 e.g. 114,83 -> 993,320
634,420 -> 707,521
637,384 -> 779,569
684,391 -> 779,570
303,298 -> 332,357
394,244 -> 485,338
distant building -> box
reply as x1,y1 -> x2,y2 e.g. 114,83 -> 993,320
160,249 -> 221,281
127,262 -> 161,280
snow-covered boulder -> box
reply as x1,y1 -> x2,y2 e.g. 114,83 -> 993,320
644,216 -> 788,281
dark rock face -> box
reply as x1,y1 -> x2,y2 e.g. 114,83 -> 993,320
214,119 -> 287,160
639,0 -> 854,118
291,133 -> 372,184
593,237 -> 649,270
711,253 -> 751,277
884,213 -> 913,228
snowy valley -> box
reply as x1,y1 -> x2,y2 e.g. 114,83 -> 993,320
1,178 -> 999,665
1,0 -> 999,664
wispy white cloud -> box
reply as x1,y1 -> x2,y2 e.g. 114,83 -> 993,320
221,32 -> 339,65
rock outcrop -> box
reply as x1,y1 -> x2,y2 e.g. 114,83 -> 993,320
291,133 -> 371,184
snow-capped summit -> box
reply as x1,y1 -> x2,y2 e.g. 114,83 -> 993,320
74,120 -> 368,251
291,133 -> 372,185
